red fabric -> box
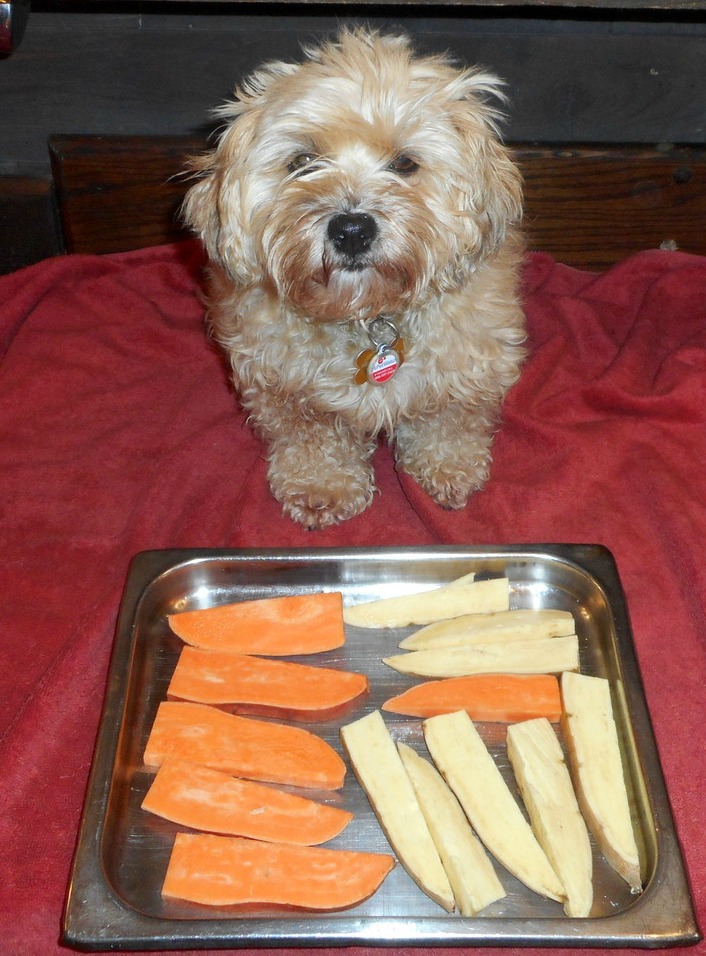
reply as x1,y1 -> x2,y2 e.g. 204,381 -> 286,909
1,240 -> 704,954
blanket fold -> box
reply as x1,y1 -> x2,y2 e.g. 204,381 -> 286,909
1,240 -> 704,954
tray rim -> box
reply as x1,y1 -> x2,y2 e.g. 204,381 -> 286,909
62,543 -> 702,951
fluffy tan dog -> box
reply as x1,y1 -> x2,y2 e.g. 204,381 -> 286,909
184,28 -> 526,529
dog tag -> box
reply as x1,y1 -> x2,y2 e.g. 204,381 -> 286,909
354,318 -> 405,386
366,345 -> 401,385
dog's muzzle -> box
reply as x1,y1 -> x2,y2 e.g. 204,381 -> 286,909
327,212 -> 377,267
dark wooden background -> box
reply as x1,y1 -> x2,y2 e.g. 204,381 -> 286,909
5,7 -> 706,181
47,135 -> 706,272
2,4 -> 706,272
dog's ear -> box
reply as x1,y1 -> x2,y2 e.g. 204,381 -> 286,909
446,72 -> 523,258
182,107 -> 262,284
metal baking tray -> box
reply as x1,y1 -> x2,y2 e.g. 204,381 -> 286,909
63,545 -> 700,950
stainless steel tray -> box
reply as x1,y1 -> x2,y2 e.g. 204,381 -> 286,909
63,545 -> 700,950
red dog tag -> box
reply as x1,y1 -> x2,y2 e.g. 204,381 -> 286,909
354,326 -> 405,386
367,346 -> 401,385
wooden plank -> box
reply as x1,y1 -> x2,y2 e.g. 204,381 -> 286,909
49,135 -> 706,271
49,134 -> 203,256
0,177 -> 63,274
10,16 -> 706,181
35,0 -> 706,6
517,144 -> 706,269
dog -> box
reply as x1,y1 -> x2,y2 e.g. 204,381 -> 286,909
184,27 -> 526,529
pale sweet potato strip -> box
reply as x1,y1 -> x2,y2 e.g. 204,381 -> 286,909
142,757 -> 353,844
383,635 -> 580,678
343,577 -> 509,628
167,592 -> 345,655
167,647 -> 368,720
162,833 -> 395,910
143,701 -> 346,790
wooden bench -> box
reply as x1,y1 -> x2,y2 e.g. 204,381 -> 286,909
48,134 -> 706,272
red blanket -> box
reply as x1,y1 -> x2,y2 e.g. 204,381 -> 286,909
1,241 -> 704,954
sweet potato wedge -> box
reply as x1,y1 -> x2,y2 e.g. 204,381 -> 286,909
340,709 -> 455,912
399,609 -> 576,650
398,743 -> 506,916
167,591 -> 345,655
382,674 -> 562,723
142,757 -> 353,845
506,718 -> 593,917
423,710 -> 565,903
167,648 -> 369,721
144,701 -> 346,790
383,635 -> 580,678
561,672 -> 642,892
162,833 -> 395,910
343,577 -> 510,628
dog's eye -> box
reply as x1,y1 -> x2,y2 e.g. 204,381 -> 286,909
387,155 -> 420,177
287,152 -> 319,176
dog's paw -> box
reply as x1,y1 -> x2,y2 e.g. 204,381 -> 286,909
266,425 -> 378,529
272,472 -> 376,530
416,470 -> 486,510
424,481 -> 474,510
399,455 -> 490,511
395,416 -> 495,511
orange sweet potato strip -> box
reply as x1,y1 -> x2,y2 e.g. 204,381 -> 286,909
167,647 -> 369,720
167,592 -> 345,655
144,701 -> 346,790
162,833 -> 395,910
381,673 -> 562,723
142,757 -> 353,845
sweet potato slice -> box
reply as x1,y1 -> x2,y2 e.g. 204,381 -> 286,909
340,709 -> 455,912
144,701 -> 346,790
398,743 -> 506,916
142,757 -> 353,844
423,711 -> 565,903
506,719 -> 593,917
383,635 -> 580,678
343,577 -> 509,629
399,609 -> 576,650
561,672 -> 642,892
162,833 -> 395,910
167,647 -> 369,721
382,674 -> 562,723
167,591 -> 345,655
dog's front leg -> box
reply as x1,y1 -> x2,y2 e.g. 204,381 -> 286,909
261,408 -> 377,530
394,401 -> 499,510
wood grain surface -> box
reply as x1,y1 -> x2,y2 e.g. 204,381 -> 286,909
49,135 -> 706,271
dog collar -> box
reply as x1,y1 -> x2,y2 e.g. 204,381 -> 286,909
354,316 -> 406,386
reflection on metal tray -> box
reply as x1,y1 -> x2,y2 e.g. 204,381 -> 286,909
63,545 -> 700,950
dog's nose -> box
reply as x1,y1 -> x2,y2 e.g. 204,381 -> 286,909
327,213 -> 377,259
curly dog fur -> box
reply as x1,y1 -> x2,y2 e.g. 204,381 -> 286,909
184,28 -> 526,528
